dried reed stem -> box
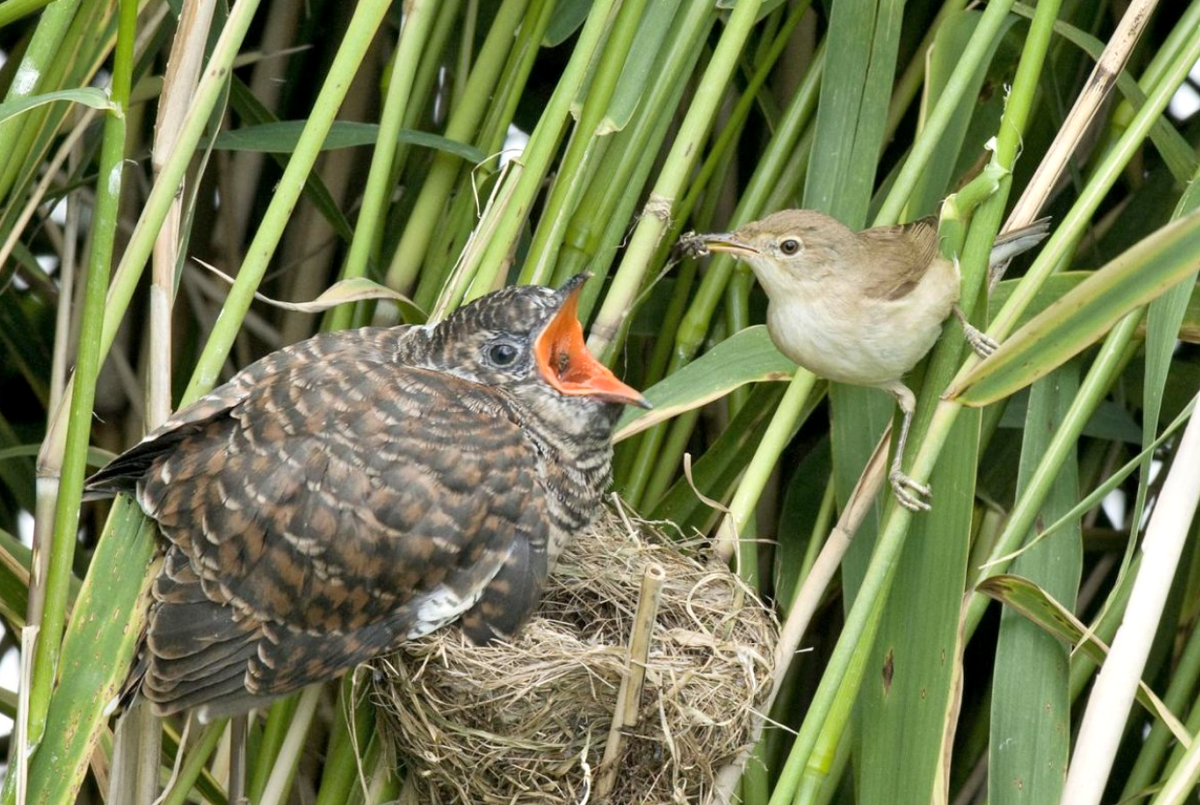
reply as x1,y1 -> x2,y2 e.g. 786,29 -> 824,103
24,111 -> 95,663
1000,0 -> 1157,243
597,562 -> 666,799
14,625 -> 37,804
707,430 -> 889,804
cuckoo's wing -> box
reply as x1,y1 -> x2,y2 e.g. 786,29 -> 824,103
85,327 -> 410,498
108,341 -> 548,717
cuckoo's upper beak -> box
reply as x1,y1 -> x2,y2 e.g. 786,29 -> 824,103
534,275 -> 651,409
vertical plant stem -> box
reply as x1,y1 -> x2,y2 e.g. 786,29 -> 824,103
39,0 -> 265,476
9,108 -> 93,663
313,675 -> 376,805
386,0 -> 463,185
883,0 -> 967,142
385,0 -> 532,294
626,409 -> 697,509
454,0 -> 477,105
661,36 -> 824,371
182,0 -> 396,403
1121,586 -> 1200,796
0,0 -> 83,205
568,0 -> 718,316
48,140 -> 81,411
119,2 -> 220,797
328,0 -> 437,332
710,435 -> 889,803
587,0 -> 763,363
794,599 -> 882,802
24,0 -> 134,748
456,0 -> 620,302
1063,409 -> 1200,805
1152,735 -> 1200,805
0,0 -> 53,28
248,695 -> 299,802
258,685 -> 324,805
408,16 -> 554,316
597,563 -> 665,799
1003,0 -> 1160,231
147,0 -> 217,426
158,719 -> 227,805
714,370 -> 818,573
873,0 -> 1016,226
518,0 -> 650,285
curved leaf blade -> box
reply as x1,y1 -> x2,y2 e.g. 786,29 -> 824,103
212,121 -> 486,162
614,325 -> 797,441
948,210 -> 1200,406
0,87 -> 119,126
978,574 -> 1191,746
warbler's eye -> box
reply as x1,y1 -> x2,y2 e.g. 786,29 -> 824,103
780,238 -> 801,255
487,342 -> 520,367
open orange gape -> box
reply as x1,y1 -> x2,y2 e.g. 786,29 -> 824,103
534,285 -> 649,408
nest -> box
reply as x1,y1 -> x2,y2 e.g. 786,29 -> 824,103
371,507 -> 777,804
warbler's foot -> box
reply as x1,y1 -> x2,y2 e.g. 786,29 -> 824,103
890,469 -> 932,512
963,322 -> 999,358
951,305 -> 999,358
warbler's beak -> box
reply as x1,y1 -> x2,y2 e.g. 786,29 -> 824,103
535,274 -> 651,409
698,233 -> 760,258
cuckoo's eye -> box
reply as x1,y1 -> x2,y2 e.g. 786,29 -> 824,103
487,342 -> 520,367
780,238 -> 801,255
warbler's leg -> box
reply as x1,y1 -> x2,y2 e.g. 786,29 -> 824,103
882,381 -> 931,512
952,304 -> 998,358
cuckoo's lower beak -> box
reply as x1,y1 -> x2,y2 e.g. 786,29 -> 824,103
535,276 -> 651,409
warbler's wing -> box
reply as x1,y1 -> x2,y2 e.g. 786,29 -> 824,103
858,215 -> 941,301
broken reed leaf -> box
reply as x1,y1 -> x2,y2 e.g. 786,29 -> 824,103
193,259 -> 426,323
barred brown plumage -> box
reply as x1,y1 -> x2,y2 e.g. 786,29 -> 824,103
86,274 -> 648,722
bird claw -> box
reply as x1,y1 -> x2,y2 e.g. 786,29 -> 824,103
889,469 -> 932,512
963,323 -> 999,358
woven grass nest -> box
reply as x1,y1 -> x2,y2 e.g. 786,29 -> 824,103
371,506 -> 777,804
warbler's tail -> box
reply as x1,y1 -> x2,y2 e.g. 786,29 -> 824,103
988,217 -> 1052,267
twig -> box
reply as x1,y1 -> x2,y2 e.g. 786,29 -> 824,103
228,716 -> 247,804
14,625 -> 37,805
706,427 -> 890,804
20,106 -> 99,654
1062,403 -> 1200,804
258,685 -> 323,805
49,140 -> 82,413
150,714 -> 192,805
998,0 -> 1157,281
0,107 -> 97,281
597,562 -> 666,799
